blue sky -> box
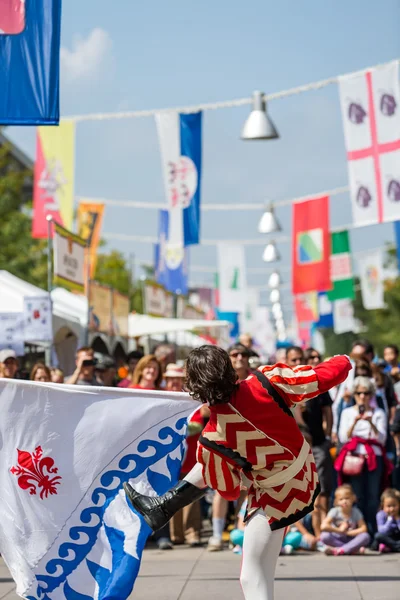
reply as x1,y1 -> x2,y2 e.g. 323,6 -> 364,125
8,0 -> 400,317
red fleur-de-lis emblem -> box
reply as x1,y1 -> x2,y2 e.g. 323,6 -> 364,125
10,446 -> 62,499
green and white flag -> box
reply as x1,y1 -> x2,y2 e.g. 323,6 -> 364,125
327,231 -> 355,301
217,243 -> 247,312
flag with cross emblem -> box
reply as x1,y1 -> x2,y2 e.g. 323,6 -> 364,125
339,61 -> 400,226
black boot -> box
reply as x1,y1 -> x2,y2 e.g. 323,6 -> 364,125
123,480 -> 206,532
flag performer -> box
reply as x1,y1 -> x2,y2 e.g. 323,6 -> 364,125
124,346 -> 351,600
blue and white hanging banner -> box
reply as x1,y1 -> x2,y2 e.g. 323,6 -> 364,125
0,0 -> 61,125
155,209 -> 189,295
315,292 -> 334,328
156,112 -> 202,247
216,310 -> 240,340
0,379 -> 197,599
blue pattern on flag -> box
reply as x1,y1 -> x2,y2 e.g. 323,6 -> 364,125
180,113 -> 202,246
27,417 -> 188,600
155,209 -> 189,295
0,0 -> 61,125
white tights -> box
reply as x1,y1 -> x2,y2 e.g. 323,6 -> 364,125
241,510 -> 284,600
184,466 -> 283,600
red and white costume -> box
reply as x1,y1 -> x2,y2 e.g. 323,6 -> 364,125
197,356 -> 351,531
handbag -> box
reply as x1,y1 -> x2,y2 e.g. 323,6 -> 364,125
342,453 -> 365,476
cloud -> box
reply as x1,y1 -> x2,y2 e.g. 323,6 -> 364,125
60,28 -> 112,82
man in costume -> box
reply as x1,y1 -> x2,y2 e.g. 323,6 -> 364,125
124,346 -> 351,600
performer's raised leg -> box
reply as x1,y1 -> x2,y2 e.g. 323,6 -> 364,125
124,463 -> 206,531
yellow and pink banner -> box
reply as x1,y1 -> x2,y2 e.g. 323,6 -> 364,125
32,121 -> 75,238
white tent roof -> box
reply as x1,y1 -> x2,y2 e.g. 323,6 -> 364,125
129,313 -> 229,338
0,271 -> 84,333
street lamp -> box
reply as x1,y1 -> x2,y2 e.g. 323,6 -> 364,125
270,289 -> 280,303
241,91 -> 279,141
268,271 -> 281,289
262,242 -> 280,263
258,204 -> 281,234
272,302 -> 283,318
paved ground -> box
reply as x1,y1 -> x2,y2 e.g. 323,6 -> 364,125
133,546 -> 400,600
0,547 -> 398,600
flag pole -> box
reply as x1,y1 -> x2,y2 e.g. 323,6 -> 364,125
46,215 -> 53,366
85,250 -> 91,346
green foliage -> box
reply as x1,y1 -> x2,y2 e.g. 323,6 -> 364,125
94,250 -> 143,313
323,249 -> 400,356
0,144 -> 47,289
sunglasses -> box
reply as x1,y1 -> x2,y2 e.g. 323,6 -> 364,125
310,355 -> 320,360
230,352 -> 247,359
354,391 -> 371,397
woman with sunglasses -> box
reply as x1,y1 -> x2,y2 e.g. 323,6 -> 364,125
305,347 -> 322,366
337,376 -> 389,535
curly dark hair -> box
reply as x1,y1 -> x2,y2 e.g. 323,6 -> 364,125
185,346 -> 239,406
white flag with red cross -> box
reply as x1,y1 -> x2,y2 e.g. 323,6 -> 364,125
339,61 -> 400,226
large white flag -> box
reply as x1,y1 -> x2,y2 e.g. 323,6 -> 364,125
0,380 -> 197,599
358,250 -> 385,310
339,61 -> 400,226
217,244 -> 247,312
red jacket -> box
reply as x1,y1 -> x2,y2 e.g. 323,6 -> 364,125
197,356 -> 351,530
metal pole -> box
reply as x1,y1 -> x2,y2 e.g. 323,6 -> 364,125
85,252 -> 91,346
46,215 -> 53,365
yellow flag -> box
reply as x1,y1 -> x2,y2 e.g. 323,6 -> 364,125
77,201 -> 105,278
33,121 -> 75,238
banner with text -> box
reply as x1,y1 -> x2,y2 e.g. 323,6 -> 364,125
89,282 -> 113,335
143,283 -> 174,318
0,313 -> 24,355
53,223 -> 86,293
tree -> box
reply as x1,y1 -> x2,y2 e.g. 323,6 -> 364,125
323,246 -> 400,356
0,144 -> 47,288
94,250 -> 143,313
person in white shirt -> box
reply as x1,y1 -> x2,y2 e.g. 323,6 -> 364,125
338,376 -> 387,534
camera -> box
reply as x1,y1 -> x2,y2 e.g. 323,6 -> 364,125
82,359 -> 97,367
358,405 -> 366,415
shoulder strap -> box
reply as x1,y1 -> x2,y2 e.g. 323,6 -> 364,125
252,369 -> 294,418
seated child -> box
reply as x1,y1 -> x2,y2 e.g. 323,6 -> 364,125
320,484 -> 370,555
281,518 -> 327,554
372,488 -> 400,553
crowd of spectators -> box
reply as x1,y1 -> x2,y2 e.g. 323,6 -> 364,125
1,336 -> 400,555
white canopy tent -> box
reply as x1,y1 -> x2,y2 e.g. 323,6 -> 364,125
0,271 -> 85,373
128,313 -> 230,350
